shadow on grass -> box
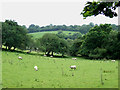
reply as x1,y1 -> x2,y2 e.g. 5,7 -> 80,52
2,48 -> 69,58
2,48 -> 41,56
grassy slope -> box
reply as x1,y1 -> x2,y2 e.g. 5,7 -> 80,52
2,51 -> 118,88
29,31 -> 79,39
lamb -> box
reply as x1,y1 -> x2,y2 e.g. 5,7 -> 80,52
70,65 -> 76,70
34,66 -> 38,71
72,58 -> 77,60
18,56 -> 22,60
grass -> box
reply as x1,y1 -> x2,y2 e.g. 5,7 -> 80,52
2,50 -> 118,88
0,51 -> 2,89
29,31 -> 79,39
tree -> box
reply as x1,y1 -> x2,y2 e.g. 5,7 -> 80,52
37,33 -> 68,57
58,39 -> 68,57
105,30 -> 120,59
2,20 -> 28,50
89,22 -> 94,27
38,33 -> 60,56
81,1 -> 120,19
69,39 -> 83,56
80,24 -> 112,59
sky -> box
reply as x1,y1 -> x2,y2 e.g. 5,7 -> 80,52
0,0 -> 118,27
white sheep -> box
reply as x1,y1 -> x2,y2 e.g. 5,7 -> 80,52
44,54 -> 47,56
34,66 -> 38,71
18,56 -> 22,60
111,60 -> 115,62
72,58 -> 77,60
50,56 -> 53,58
70,65 -> 76,70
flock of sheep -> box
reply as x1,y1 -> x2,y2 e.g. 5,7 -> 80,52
18,55 -> 77,71
17,54 -> 116,71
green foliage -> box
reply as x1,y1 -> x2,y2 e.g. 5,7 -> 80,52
105,30 -> 120,59
58,39 -> 69,57
37,33 -> 68,56
2,20 -> 28,50
89,48 -> 107,59
27,23 -> 94,34
69,39 -> 82,56
80,24 -> 118,59
56,31 -> 82,40
81,1 -> 120,18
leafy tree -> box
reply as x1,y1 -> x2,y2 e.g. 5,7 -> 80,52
58,39 -> 69,57
2,20 -> 28,50
37,33 -> 68,57
79,24 -> 92,34
105,30 -> 120,59
69,39 -> 83,56
111,24 -> 118,31
38,33 -> 60,56
81,1 -> 120,19
80,24 -> 112,58
89,22 -> 94,27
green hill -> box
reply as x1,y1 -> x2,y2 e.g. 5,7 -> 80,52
29,31 -> 80,39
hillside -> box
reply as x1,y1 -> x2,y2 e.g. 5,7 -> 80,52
29,31 -> 81,39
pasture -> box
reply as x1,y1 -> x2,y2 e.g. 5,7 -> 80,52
29,31 -> 80,39
2,51 -> 118,88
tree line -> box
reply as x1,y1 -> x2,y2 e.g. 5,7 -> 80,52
27,23 -> 95,34
33,24 -> 120,59
27,23 -> 118,34
1,20 -> 120,59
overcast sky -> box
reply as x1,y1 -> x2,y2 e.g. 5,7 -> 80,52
0,0 -> 118,27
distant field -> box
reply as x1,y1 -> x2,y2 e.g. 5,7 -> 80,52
29,31 -> 79,39
2,51 -> 118,88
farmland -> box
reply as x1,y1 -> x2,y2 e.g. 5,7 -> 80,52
2,51 -> 118,88
29,31 -> 80,39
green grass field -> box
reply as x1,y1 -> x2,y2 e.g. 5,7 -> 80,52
29,31 -> 79,39
2,51 -> 118,88
0,51 -> 2,90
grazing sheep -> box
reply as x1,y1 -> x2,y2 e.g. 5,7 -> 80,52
18,56 -> 22,60
72,58 -> 77,60
111,60 -> 115,62
34,66 -> 38,71
44,54 -> 47,56
50,56 -> 53,58
70,65 -> 76,70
